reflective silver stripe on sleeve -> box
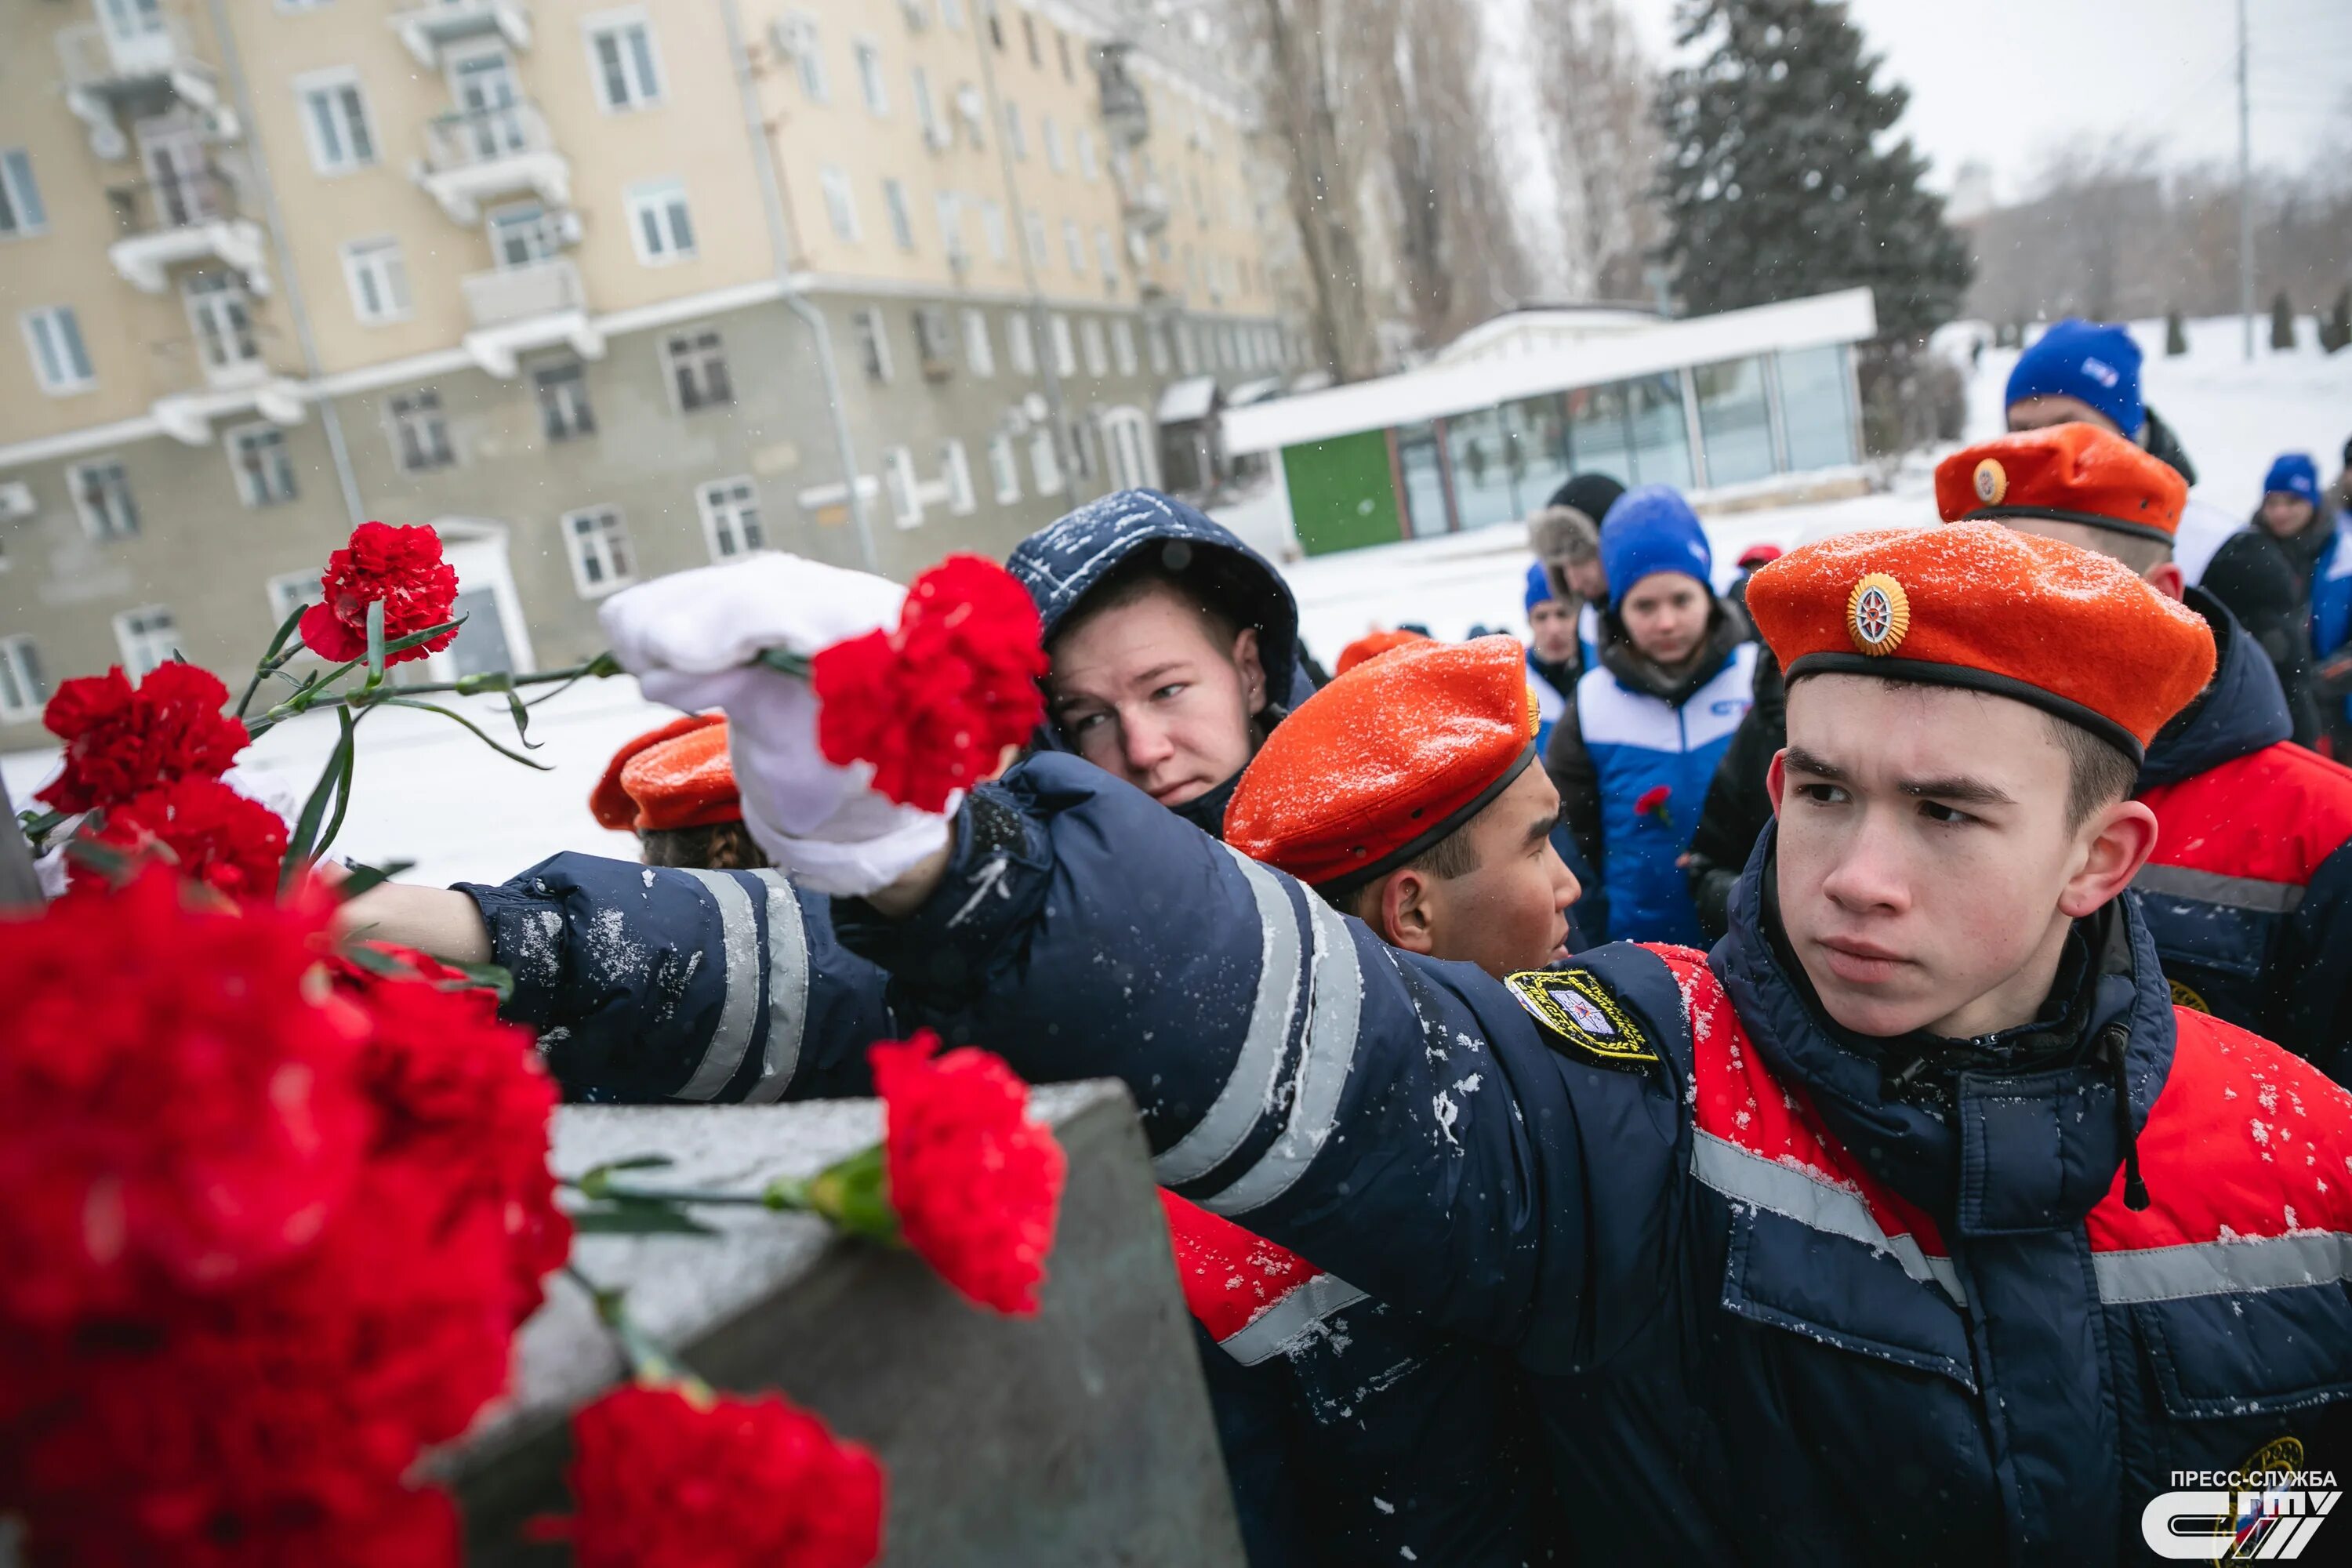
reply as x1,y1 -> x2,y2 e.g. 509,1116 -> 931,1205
1218,1273 -> 1371,1367
1151,844 -> 1305,1186
672,868 -> 762,1101
744,871 -> 811,1105
2092,1230 -> 2352,1305
1202,894 -> 1365,1218
1692,1131 -> 1966,1308
2132,862 -> 2305,914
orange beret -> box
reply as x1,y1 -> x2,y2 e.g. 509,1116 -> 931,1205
1227,635 -> 1539,890
590,713 -> 741,833
1745,523 -> 2214,760
1334,627 -> 1430,675
1935,423 -> 2187,543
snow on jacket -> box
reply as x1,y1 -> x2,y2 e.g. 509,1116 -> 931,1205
2133,589 -> 2352,1081
453,849 -> 1551,1567
1544,604 -> 1755,946
829,752 -> 2352,1566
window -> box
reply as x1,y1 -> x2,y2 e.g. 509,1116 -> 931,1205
818,166 -> 860,242
941,438 -> 976,514
0,636 -> 47,724
1022,12 -> 1040,64
563,506 -> 634,596
297,71 -> 377,172
911,67 -> 942,147
664,329 -> 732,411
1029,427 -> 1063,495
853,307 -> 892,383
69,459 -> 137,540
979,198 -> 1007,261
937,0 -> 964,28
1003,102 -> 1026,159
184,272 -> 260,372
783,12 -> 827,100
1175,321 -> 1196,374
881,179 -> 915,251
1076,128 -> 1099,182
963,308 -> 994,376
913,305 -> 954,372
341,237 -> 411,323
626,179 -> 695,264
1066,417 -> 1095,481
987,433 -> 1020,503
1112,318 -> 1137,376
1007,311 -> 1036,375
935,191 -> 964,262
23,307 -> 93,394
1062,218 -> 1085,274
697,477 -> 765,560
1056,27 -> 1073,78
586,13 -> 663,111
1694,358 -> 1775,487
984,0 -> 1004,49
1148,323 -> 1171,375
226,423 -> 296,507
1022,209 -> 1047,269
114,606 -> 180,680
1777,345 -> 1857,472
387,388 -> 455,471
884,445 -> 922,528
1080,316 -> 1108,377
1042,114 -> 1065,172
488,200 -> 558,268
535,360 -> 597,440
1048,313 -> 1076,376
854,39 -> 887,114
265,570 -> 317,630
1094,227 -> 1119,292
0,150 -> 46,238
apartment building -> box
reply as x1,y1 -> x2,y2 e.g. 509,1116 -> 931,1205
0,0 -> 1304,749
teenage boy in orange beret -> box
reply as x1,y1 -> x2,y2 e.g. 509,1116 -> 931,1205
590,713 -> 770,870
1939,423 -> 2352,1079
603,521 -> 2352,1562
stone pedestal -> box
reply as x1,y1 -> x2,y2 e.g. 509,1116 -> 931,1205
438,1082 -> 1246,1567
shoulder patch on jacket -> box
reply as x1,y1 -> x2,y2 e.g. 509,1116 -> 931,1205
1505,967 -> 1658,1072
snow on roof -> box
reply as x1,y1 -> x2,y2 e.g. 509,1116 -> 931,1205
1429,304 -> 1664,367
1224,288 -> 1879,457
1156,375 -> 1221,423
1227,376 -> 1285,407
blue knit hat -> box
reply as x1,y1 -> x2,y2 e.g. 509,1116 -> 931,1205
2263,453 -> 2320,504
2005,319 -> 2145,437
1524,561 -> 1557,613
1599,486 -> 1713,612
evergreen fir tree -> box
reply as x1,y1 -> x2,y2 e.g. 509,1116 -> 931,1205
1652,0 -> 1970,343
2270,289 -> 2297,351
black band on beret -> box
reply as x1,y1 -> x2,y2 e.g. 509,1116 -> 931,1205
1317,744 -> 1541,896
1965,505 -> 2177,546
1783,653 -> 2146,764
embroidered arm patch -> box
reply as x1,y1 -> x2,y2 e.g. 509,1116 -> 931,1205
1506,967 -> 1659,1073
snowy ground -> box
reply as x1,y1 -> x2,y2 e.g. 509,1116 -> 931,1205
9,315 -> 2347,891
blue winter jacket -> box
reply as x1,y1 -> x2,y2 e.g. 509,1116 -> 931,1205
824,754 -> 2352,1566
2313,510 -> 2352,730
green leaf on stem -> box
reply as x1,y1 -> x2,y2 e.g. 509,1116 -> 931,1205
311,709 -> 360,862
375,697 -> 554,771
783,1142 -> 902,1241
449,960 -> 514,1003
336,941 -> 408,978
570,1204 -> 719,1237
61,834 -> 136,885
281,711 -> 356,892
238,601 -> 310,719
573,1155 -> 677,1200
332,858 -> 416,902
17,808 -> 67,856
504,686 -> 539,749
753,646 -> 816,681
365,599 -> 387,682
380,615 -> 465,657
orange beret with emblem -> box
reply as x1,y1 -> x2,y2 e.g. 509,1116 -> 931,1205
1227,635 -> 1541,891
1334,626 -> 1432,675
1744,523 -> 2215,760
590,712 -> 742,833
1934,423 -> 2187,543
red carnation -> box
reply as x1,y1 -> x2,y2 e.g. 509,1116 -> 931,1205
37,661 -> 249,813
298,521 -> 460,666
868,1030 -> 1065,1316
557,1385 -> 884,1568
0,868 -> 370,1327
1635,784 -> 1673,830
74,775 -> 289,902
811,554 -> 1047,812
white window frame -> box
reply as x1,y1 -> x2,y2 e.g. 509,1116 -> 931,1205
783,11 -> 828,101
818,165 -> 861,243
1148,323 -> 1171,375
938,0 -> 966,29
980,198 -> 1007,262
1048,312 -> 1076,377
223,420 -> 297,508
0,634 -> 48,723
881,178 -> 916,251
114,604 -> 181,680
294,68 -> 378,174
1076,127 -> 1098,182
963,307 -> 995,376
387,387 -> 456,471
662,328 -> 732,412
534,358 -> 597,439
23,306 -> 94,394
854,307 -> 892,383
987,432 -> 1021,504
1007,310 -> 1036,375
940,437 -> 976,515
935,191 -> 964,259
854,38 -> 888,114
1062,217 -> 1085,274
624,178 -> 697,265
911,66 -> 942,147
1022,209 -> 1048,269
0,149 -> 48,239
561,504 -> 636,597
1112,317 -> 1138,377
1042,113 -> 1065,173
264,570 -> 316,629
884,445 -> 923,528
1094,226 -> 1119,292
1029,427 -> 1064,496
583,9 -> 665,112
1080,316 -> 1108,377
696,476 -> 765,561
340,236 -> 411,324
1003,101 -> 1025,160
68,458 -> 138,540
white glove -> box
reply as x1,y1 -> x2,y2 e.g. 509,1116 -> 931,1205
599,554 -> 955,896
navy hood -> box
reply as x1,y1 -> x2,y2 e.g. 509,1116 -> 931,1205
1007,488 -> 1314,755
2137,586 -> 2292,791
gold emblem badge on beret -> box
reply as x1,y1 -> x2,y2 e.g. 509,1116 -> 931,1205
1846,572 -> 1911,657
1973,457 -> 2008,506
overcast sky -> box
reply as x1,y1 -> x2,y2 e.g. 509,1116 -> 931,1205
1608,0 -> 2352,201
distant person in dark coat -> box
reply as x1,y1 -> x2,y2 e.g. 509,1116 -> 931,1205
1682,644 -> 1784,943
2205,452 -> 2329,746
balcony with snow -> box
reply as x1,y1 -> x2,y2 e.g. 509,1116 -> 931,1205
56,13 -> 234,162
104,168 -> 268,296
459,256 -> 601,378
388,0 -> 532,68
416,102 -> 569,225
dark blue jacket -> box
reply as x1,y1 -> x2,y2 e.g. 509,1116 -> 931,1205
455,849 -> 1552,1566
2135,589 -> 2352,1080
829,754 -> 2352,1566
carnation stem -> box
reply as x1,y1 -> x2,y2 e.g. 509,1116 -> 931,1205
564,1144 -> 900,1243
564,1263 -> 709,1397
753,647 -> 816,680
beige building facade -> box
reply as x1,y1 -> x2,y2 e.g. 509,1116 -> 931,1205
0,0 -> 1304,747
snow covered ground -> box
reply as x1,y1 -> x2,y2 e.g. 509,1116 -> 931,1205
9,315 -> 2347,891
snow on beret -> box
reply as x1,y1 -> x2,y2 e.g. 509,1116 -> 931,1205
590,712 -> 742,833
1935,423 -> 2187,543
1744,522 -> 2215,760
1227,635 -> 1538,891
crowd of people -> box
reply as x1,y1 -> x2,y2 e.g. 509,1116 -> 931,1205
330,314 -> 2352,1565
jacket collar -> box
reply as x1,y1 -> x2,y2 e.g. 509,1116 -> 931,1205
1711,822 -> 2176,1232
1597,598 -> 1749,706
2137,586 -> 2292,789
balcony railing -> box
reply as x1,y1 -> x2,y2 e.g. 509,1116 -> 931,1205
58,15 -> 205,93
389,0 -> 533,67
423,101 -> 555,175
58,16 -> 229,160
107,169 -> 236,236
1094,42 -> 1149,148
462,256 -> 584,330
1121,180 -> 1171,236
